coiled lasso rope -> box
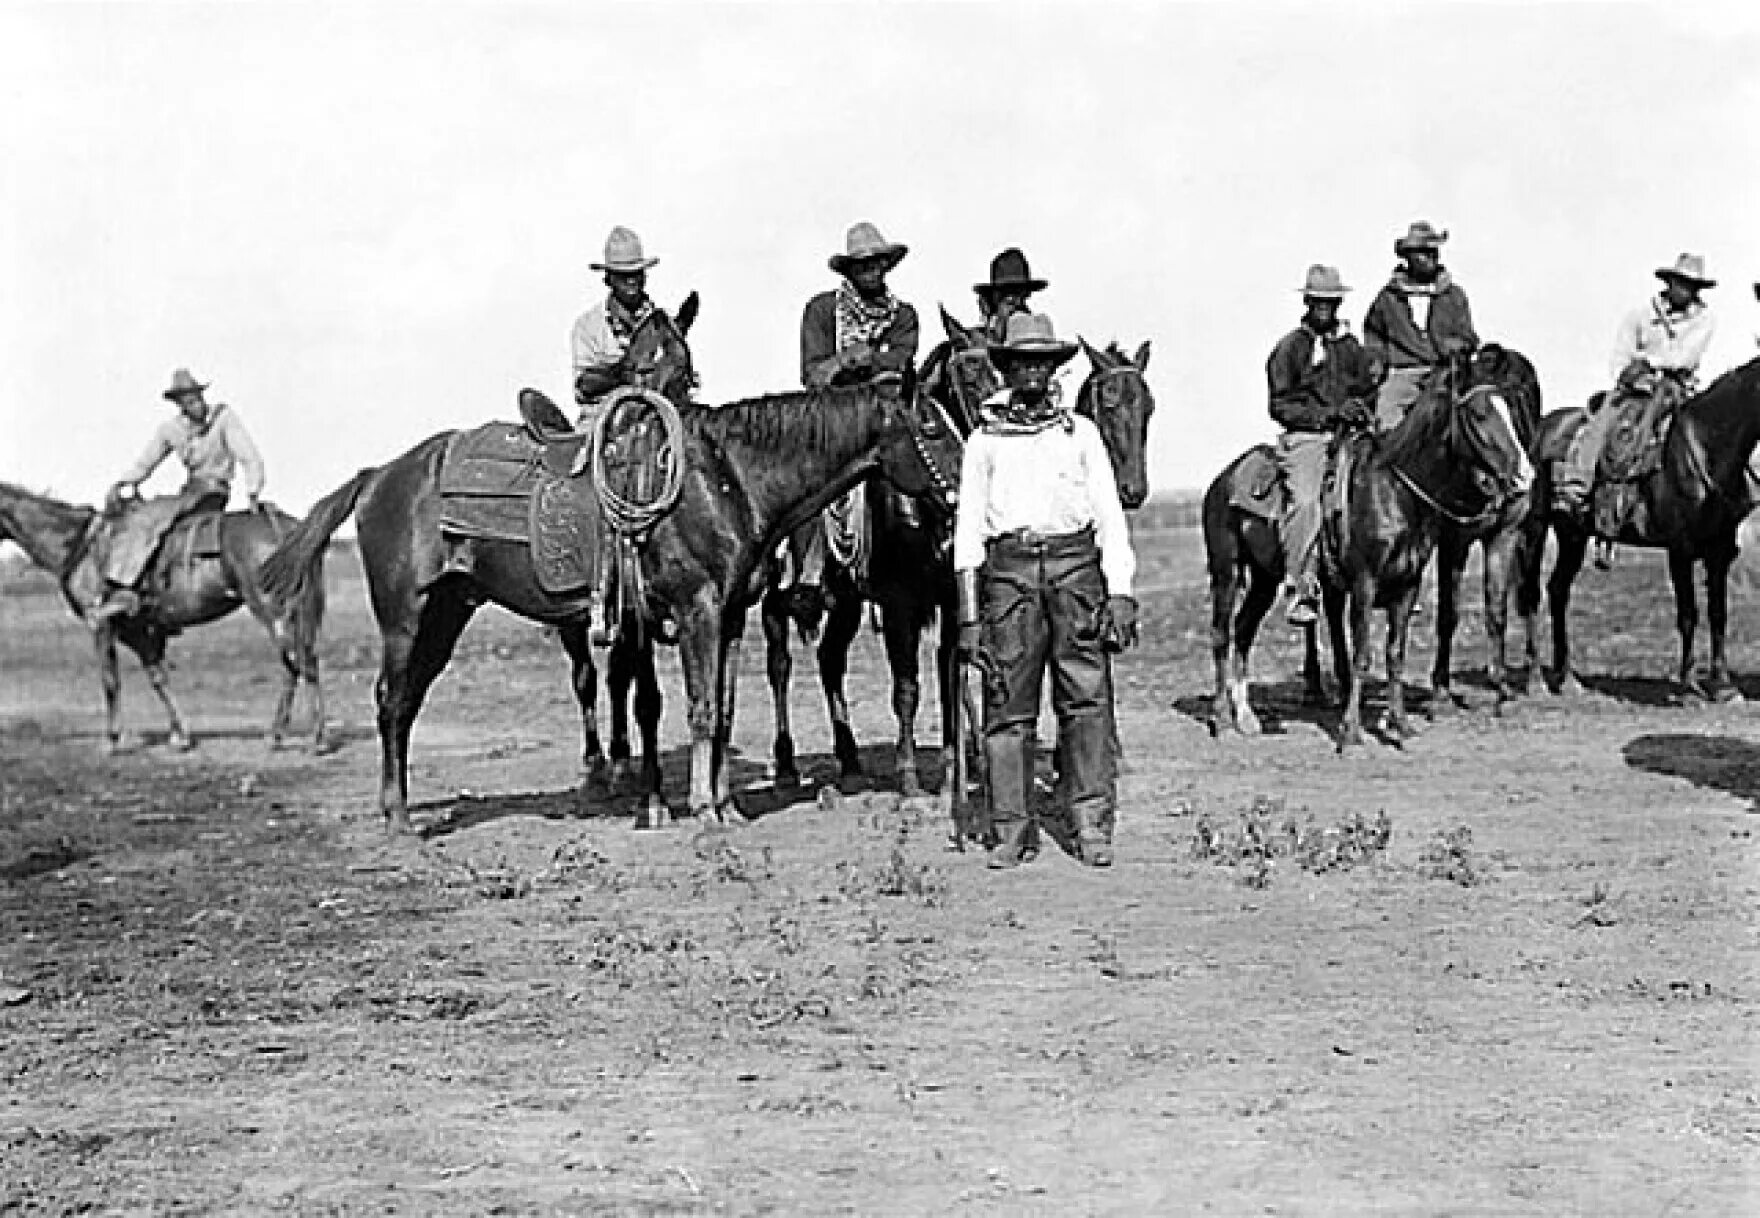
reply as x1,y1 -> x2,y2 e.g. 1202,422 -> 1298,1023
589,387 -> 687,644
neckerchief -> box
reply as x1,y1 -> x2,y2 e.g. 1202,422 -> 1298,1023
1649,293 -> 1702,341
1303,319 -> 1350,367
1388,266 -> 1454,298
978,384 -> 1073,435
834,280 -> 901,352
606,293 -> 654,344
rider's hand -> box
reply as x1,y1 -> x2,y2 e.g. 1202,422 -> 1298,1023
1103,595 -> 1140,652
840,342 -> 875,371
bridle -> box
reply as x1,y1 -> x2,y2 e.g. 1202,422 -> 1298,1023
899,391 -> 964,511
1389,382 -> 1528,529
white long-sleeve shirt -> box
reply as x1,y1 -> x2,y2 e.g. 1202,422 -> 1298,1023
1610,296 -> 1717,381
120,404 -> 264,497
952,406 -> 1136,597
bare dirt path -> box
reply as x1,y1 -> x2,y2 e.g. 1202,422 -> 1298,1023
4,529 -> 1757,1213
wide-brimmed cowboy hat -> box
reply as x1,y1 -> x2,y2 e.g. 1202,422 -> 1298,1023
1298,264 -> 1350,299
1655,252 -> 1716,289
829,222 -> 908,274
988,312 -> 1078,367
590,226 -> 659,273
162,368 -> 210,401
975,247 -> 1048,297
1394,220 -> 1449,255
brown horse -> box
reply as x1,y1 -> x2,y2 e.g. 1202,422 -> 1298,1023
1428,344 -> 1545,709
0,481 -> 327,751
1517,354 -> 1760,701
261,333 -> 961,832
1206,352 -> 1532,747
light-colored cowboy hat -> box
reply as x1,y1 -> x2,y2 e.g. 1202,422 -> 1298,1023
162,368 -> 210,401
1298,264 -> 1350,299
1655,252 -> 1716,289
975,247 -> 1048,296
590,226 -> 659,273
988,312 -> 1078,367
1394,220 -> 1449,255
829,221 -> 909,274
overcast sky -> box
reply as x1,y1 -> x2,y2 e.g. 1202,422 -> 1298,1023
3,1 -> 1758,513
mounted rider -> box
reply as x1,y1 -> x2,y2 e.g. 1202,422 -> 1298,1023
572,226 -> 661,428
973,247 -> 1048,343
1364,220 -> 1479,432
954,312 -> 1138,871
1554,253 -> 1719,518
1268,265 -> 1379,626
788,221 -> 921,626
88,368 -> 265,624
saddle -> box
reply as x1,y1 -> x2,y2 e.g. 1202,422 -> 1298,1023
1229,435 -> 1360,530
1586,380 -> 1683,542
436,390 -> 602,594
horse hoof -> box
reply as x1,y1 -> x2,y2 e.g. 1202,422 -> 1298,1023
167,732 -> 195,753
384,813 -> 416,838
1429,691 -> 1461,718
897,769 -> 924,799
715,798 -> 749,827
1337,730 -> 1366,753
1557,676 -> 1585,699
607,760 -> 634,795
1238,711 -> 1263,737
1714,686 -> 1746,706
774,764 -> 801,790
635,797 -> 673,830
838,771 -> 867,797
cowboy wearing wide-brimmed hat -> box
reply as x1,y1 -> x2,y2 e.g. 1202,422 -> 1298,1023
572,225 -> 662,421
973,248 -> 1049,343
1556,253 -> 1721,521
87,368 -> 267,624
1364,219 -> 1480,432
1267,265 -> 1378,625
783,222 -> 922,628
953,312 -> 1137,871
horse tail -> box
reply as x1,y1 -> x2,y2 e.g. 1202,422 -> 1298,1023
259,468 -> 377,607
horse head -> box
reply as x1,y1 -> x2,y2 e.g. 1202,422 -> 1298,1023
1076,337 -> 1155,509
920,305 -> 1000,435
624,293 -> 700,406
1393,358 -> 1532,519
874,377 -> 964,515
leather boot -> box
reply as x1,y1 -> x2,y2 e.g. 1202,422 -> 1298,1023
89,585 -> 141,625
986,819 -> 1032,870
1071,803 -> 1115,868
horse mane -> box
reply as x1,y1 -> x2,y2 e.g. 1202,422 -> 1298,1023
685,386 -> 887,454
1692,353 -> 1760,406
1380,373 -> 1455,470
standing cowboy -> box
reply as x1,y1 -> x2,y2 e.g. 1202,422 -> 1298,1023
953,313 -> 1137,870
572,226 -> 660,427
89,369 -> 265,623
1364,220 -> 1479,432
788,221 -> 921,624
1555,253 -> 1719,518
1268,265 -> 1378,625
973,247 -> 1048,343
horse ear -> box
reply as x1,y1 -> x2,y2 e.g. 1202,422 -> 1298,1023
940,304 -> 972,348
1079,336 -> 1107,370
1133,340 -> 1152,371
675,291 -> 700,336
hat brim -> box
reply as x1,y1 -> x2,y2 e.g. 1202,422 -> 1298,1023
591,258 -> 659,273
1656,267 -> 1715,289
989,341 -> 1078,367
163,382 -> 210,401
975,277 -> 1048,296
829,244 -> 908,275
1395,235 -> 1448,255
1298,287 -> 1350,299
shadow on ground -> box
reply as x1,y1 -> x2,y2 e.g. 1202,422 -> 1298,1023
1622,733 -> 1760,809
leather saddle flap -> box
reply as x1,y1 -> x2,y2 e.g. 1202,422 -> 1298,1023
437,421 -> 602,593
1229,444 -> 1283,520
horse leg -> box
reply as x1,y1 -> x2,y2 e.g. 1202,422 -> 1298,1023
713,623 -> 747,824
1229,571 -> 1277,734
1547,525 -> 1589,697
1706,543 -> 1742,702
1668,548 -> 1705,699
1338,583 -> 1373,751
268,646 -> 299,751
375,589 -> 475,833
91,626 -> 133,754
1381,588 -> 1422,745
761,590 -> 800,788
631,637 -> 669,824
605,630 -> 637,793
558,624 -> 609,797
880,602 -> 925,797
1209,562 -> 1239,733
1480,528 -> 1519,708
675,600 -> 722,822
819,591 -> 865,794
1430,530 -> 1466,714
128,630 -> 190,751
1514,509 -> 1548,698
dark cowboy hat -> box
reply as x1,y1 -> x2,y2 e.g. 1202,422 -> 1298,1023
829,222 -> 909,275
1655,252 -> 1716,289
1394,220 -> 1449,255
988,312 -> 1078,367
974,248 -> 1048,297
162,368 -> 210,401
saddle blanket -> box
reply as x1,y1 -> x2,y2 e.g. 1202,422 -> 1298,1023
1230,437 -> 1362,567
437,421 -> 601,595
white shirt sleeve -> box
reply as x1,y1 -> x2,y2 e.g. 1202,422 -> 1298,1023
951,435 -> 992,574
1080,419 -> 1136,597
571,303 -> 618,373
221,410 -> 266,497
1658,308 -> 1716,374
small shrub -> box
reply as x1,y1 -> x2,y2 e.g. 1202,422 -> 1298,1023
1418,825 -> 1483,886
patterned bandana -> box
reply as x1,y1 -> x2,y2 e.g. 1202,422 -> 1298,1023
607,294 -> 655,344
1389,267 -> 1454,298
978,384 -> 1073,435
834,280 -> 901,352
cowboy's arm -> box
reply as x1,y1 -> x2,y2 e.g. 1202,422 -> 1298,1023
572,310 -> 624,403
1081,420 -> 1136,597
801,295 -> 844,390
1266,337 -> 1331,431
872,304 -> 920,377
116,420 -> 176,490
950,437 -> 991,578
1436,287 -> 1479,357
1361,292 -> 1394,364
1609,308 -> 1646,381
223,411 -> 267,500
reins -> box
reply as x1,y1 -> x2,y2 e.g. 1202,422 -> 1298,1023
1386,384 -> 1520,530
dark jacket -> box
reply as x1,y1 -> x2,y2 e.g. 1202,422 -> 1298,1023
1363,271 -> 1478,369
800,290 -> 920,390
1267,325 -> 1378,432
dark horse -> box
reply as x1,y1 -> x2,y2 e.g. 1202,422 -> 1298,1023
1428,344 -> 1545,709
0,481 -> 327,751
261,325 -> 961,832
757,312 -> 1154,804
1206,352 -> 1533,747
1518,354 -> 1760,701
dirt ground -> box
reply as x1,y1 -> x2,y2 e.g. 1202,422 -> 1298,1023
3,526 -> 1757,1214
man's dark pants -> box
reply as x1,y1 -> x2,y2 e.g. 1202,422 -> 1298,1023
978,529 -> 1117,850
